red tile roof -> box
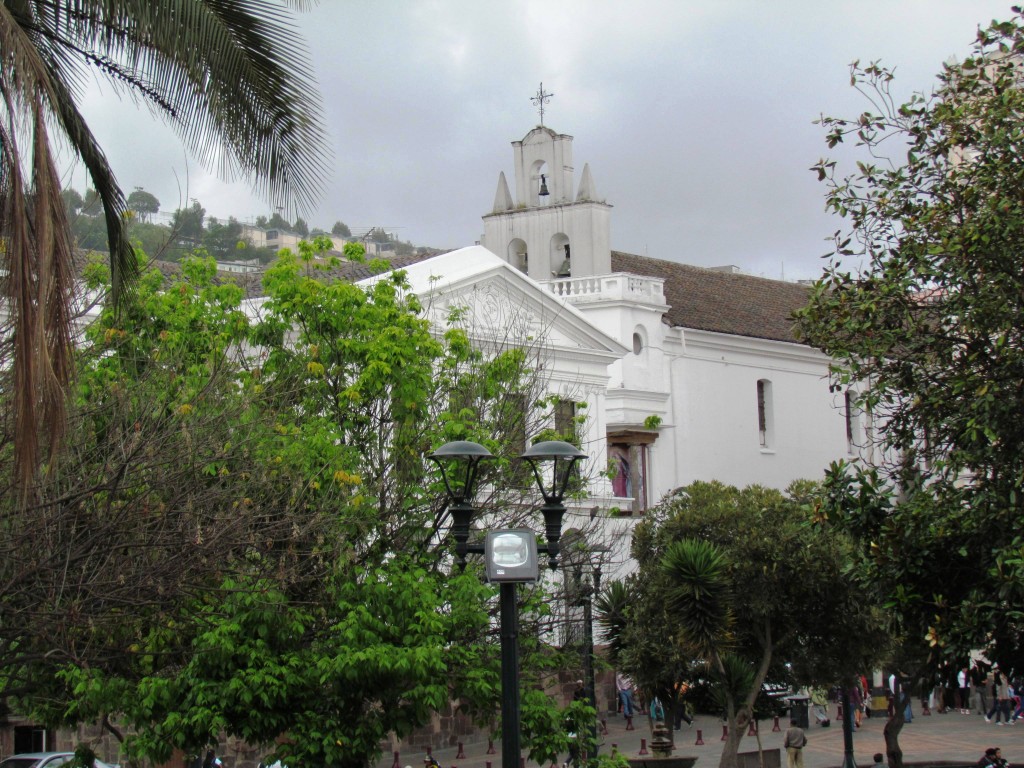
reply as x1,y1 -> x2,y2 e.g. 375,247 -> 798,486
610,251 -> 812,344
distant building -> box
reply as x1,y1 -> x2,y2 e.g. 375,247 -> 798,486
216,257 -> 262,274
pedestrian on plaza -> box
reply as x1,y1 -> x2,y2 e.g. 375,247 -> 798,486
975,665 -> 991,715
573,679 -> 587,702
889,673 -> 912,723
674,681 -> 693,729
849,684 -> 864,728
810,687 -> 830,726
616,672 -> 637,718
1011,677 -> 1024,722
784,718 -> 807,768
978,747 -> 1008,768
986,670 -> 1012,724
650,696 -> 666,726
959,666 -> 972,714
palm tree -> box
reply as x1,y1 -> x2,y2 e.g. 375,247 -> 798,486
0,0 -> 328,491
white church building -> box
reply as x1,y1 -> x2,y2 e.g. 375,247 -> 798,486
378,124 -> 862,533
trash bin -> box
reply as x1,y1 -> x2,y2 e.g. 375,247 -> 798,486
785,695 -> 810,729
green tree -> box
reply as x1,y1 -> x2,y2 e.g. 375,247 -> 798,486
172,200 -> 206,245
126,188 -> 160,223
267,211 -> 290,230
62,188 -> 85,217
797,12 -> 1024,678
0,0 -> 327,492
293,216 -> 309,237
4,238 -> 578,768
332,220 -> 352,238
603,481 -> 882,768
203,216 -> 244,258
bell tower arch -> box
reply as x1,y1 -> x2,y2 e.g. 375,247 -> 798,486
482,126 -> 612,281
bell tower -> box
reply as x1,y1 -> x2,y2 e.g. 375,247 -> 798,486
482,123 -> 612,282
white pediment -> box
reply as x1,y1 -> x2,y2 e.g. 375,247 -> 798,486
358,246 -> 627,365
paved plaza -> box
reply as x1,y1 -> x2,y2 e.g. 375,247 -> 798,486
383,708 -> 1024,768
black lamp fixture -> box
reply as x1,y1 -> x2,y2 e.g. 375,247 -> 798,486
522,439 -> 587,569
428,437 -> 589,768
429,440 -> 494,569
428,439 -> 586,570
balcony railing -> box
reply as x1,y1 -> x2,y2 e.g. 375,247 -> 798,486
541,272 -> 666,306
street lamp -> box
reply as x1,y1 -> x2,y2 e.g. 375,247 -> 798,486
429,439 -> 588,768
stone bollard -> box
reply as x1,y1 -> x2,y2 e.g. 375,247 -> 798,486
625,715 -> 635,731
695,729 -> 705,746
638,739 -> 649,756
748,719 -> 757,736
486,741 -> 496,755
456,744 -> 465,760
721,724 -> 728,741
772,716 -> 781,732
392,752 -> 400,768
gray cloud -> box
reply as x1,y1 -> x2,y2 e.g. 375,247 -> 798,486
73,0 -> 1011,281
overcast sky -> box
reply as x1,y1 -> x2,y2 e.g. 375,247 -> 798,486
72,1 -> 1014,281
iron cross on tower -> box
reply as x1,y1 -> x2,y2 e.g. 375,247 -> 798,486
531,82 -> 554,126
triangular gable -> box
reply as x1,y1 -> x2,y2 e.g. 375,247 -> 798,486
359,245 -> 628,364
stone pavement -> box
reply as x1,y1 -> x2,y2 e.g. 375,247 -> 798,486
381,708 -> 1024,768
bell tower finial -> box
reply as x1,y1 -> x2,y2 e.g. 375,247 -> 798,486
531,82 -> 554,126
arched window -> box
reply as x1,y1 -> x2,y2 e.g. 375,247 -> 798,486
508,238 -> 528,274
632,325 -> 647,356
550,233 -> 570,278
531,160 -> 549,207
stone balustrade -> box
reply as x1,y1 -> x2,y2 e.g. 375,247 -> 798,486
541,272 -> 667,306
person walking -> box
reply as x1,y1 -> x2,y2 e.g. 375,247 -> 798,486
974,665 -> 991,715
674,681 -> 693,729
784,719 -> 808,768
986,670 -> 1012,724
616,672 -> 637,718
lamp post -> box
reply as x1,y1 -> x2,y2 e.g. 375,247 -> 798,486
572,549 -> 607,758
429,439 -> 588,768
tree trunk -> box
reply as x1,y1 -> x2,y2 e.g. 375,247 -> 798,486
883,692 -> 908,768
718,624 -> 775,768
718,710 -> 748,768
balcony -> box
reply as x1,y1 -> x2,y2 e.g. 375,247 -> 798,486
540,272 -> 666,308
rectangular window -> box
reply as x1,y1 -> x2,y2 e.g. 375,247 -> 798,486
609,440 -> 650,514
757,379 -> 773,449
844,390 -> 859,455
554,399 -> 577,441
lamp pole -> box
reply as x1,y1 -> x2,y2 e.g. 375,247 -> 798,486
429,439 -> 588,768
572,547 -> 607,759
582,565 -> 599,753
499,582 -> 521,768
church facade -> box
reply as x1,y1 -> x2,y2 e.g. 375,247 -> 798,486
411,124 -> 864,519
357,123 -> 869,619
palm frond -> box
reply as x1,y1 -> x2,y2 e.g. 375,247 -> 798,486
661,538 -> 734,654
705,653 -> 756,711
42,0 -> 329,213
594,579 -> 632,664
1,0 -> 329,491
